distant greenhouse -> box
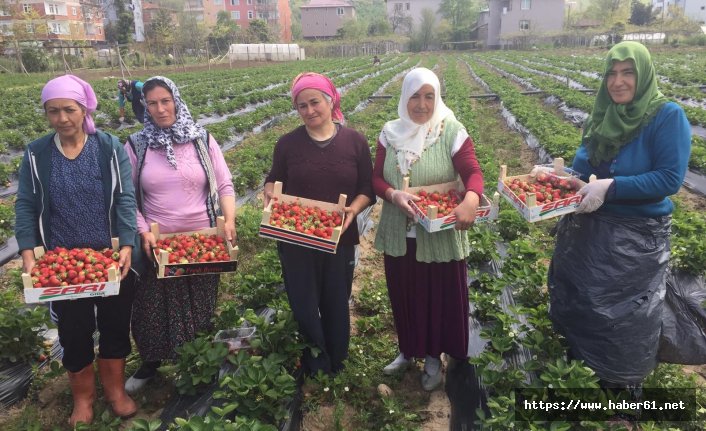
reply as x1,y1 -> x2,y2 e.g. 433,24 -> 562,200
228,44 -> 305,62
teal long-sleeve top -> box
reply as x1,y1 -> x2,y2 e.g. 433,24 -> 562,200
572,102 -> 692,218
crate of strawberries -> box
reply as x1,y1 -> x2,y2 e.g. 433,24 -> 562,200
403,178 -> 499,233
22,239 -> 122,303
497,157 -> 589,222
259,181 -> 346,253
151,216 -> 239,278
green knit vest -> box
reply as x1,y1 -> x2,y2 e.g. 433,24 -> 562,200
374,118 -> 470,263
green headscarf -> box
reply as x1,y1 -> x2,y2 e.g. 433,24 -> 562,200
584,41 -> 668,165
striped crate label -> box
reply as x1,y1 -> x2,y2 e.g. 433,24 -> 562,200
259,225 -> 338,253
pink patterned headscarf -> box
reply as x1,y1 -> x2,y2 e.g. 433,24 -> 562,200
41,74 -> 98,134
291,72 -> 344,124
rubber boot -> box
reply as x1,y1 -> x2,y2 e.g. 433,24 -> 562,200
97,358 -> 138,419
67,364 -> 96,427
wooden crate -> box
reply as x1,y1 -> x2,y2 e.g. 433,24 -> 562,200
497,158 -> 590,223
259,181 -> 346,254
23,239 -> 121,304
403,178 -> 499,232
152,216 -> 239,278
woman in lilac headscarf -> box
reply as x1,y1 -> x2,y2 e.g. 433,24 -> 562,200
14,75 -> 141,427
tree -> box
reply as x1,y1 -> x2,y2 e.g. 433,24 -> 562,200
585,0 -> 629,26
410,8 -> 435,51
112,0 -> 134,46
209,11 -> 239,55
367,17 -> 390,36
439,0 -> 474,41
146,8 -> 174,56
0,1 -> 49,73
389,5 -> 412,34
629,0 -> 654,26
338,17 -> 366,40
244,19 -> 275,43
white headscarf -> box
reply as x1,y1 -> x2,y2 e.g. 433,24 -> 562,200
381,67 -> 454,175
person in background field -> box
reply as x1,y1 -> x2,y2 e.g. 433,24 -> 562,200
264,72 -> 375,376
15,75 -> 141,427
549,42 -> 691,404
123,76 -> 236,393
118,79 -> 145,124
373,67 -> 484,391
373,55 -> 381,66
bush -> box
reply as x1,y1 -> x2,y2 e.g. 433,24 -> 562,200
21,48 -> 49,72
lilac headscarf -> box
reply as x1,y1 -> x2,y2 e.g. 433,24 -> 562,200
41,75 -> 98,134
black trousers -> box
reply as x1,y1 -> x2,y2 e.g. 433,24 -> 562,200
278,242 -> 355,375
50,272 -> 137,372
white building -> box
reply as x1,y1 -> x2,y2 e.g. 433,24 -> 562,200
652,0 -> 706,24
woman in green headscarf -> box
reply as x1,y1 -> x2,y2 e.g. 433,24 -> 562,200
548,42 -> 691,390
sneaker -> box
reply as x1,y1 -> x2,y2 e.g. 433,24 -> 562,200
125,361 -> 160,394
383,353 -> 411,375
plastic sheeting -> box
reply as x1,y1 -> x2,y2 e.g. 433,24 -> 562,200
549,212 -> 671,385
659,270 -> 706,365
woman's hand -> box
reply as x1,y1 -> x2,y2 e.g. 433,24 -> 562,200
224,219 -> 237,244
388,189 -> 420,219
263,182 -> 275,208
21,249 -> 36,274
453,191 -> 480,231
118,246 -> 132,279
141,231 -> 157,263
342,207 -> 357,233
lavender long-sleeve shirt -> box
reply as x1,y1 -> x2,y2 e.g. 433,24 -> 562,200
125,135 -> 235,234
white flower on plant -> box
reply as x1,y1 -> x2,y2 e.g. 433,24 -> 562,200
324,387 -> 330,392
389,410 -> 395,414
344,386 -> 350,392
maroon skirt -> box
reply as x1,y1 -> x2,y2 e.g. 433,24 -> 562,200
384,238 -> 469,360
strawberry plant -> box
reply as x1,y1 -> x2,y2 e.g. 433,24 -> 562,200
0,291 -> 50,363
173,335 -> 229,396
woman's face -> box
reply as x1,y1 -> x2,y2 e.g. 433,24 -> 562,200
407,84 -> 435,124
606,60 -> 637,105
295,89 -> 333,129
145,86 -> 177,128
45,98 -> 86,141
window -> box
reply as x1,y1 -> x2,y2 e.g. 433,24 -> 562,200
72,6 -> 77,15
337,7 -> 343,15
520,0 -> 531,10
26,23 -> 35,32
247,0 -> 252,4
394,2 -> 402,11
0,8 -> 9,16
405,2 -> 410,10
51,22 -> 62,33
214,0 -> 222,4
231,10 -> 240,19
48,3 -> 58,14
23,3 -> 32,13
231,0 -> 239,5
257,11 -> 269,18
519,19 -> 529,30
98,26 -> 102,34
247,10 -> 253,19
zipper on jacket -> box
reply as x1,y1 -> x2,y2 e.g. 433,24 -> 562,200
30,152 -> 47,248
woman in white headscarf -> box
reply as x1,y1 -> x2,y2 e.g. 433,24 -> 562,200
372,68 -> 484,391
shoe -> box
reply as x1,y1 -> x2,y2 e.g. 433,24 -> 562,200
383,353 -> 411,375
421,368 -> 443,391
125,360 -> 160,395
67,364 -> 96,427
97,358 -> 138,419
421,356 -> 443,391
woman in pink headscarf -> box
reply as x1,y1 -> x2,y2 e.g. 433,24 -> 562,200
15,75 -> 142,426
264,72 -> 375,375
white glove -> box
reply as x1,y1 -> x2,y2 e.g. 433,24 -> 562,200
119,116 -> 125,123
529,165 -> 554,177
389,190 -> 419,218
576,179 -> 614,214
